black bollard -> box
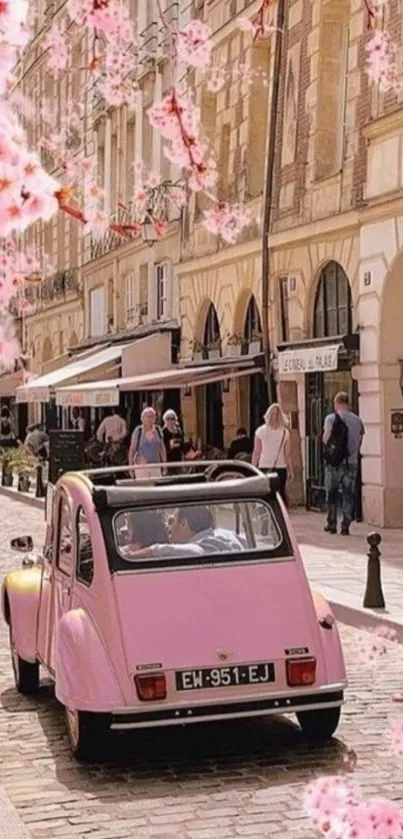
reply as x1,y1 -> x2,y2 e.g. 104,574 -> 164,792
35,463 -> 45,498
363,532 -> 385,609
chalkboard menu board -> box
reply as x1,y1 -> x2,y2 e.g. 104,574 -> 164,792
49,430 -> 85,484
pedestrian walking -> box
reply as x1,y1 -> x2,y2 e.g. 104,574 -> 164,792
162,410 -> 184,472
129,406 -> 167,478
323,391 -> 364,535
252,404 -> 293,504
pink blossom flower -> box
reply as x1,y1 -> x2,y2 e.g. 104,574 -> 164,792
177,21 -> 212,69
45,24 -> 70,73
203,202 -> 250,243
0,316 -> 20,372
237,18 -> 256,32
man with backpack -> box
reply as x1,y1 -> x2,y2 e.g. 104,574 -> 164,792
323,391 -> 364,535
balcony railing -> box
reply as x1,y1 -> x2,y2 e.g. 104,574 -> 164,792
139,21 -> 158,67
89,204 -> 138,261
160,2 -> 179,56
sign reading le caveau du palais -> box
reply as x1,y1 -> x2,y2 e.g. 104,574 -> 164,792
279,344 -> 340,375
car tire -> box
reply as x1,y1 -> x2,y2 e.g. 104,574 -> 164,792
297,706 -> 341,742
65,707 -> 111,762
10,628 -> 39,695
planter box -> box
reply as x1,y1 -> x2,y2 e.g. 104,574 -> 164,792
249,341 -> 261,355
194,352 -> 203,362
208,349 -> 221,360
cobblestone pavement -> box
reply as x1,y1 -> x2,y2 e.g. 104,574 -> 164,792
1,498 -> 403,839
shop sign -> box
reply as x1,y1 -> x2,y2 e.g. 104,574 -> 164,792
279,344 -> 340,376
16,386 -> 50,403
56,388 -> 120,407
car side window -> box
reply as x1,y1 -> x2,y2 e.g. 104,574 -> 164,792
76,508 -> 94,586
57,495 -> 73,575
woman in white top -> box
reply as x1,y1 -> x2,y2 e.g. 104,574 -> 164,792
252,403 -> 294,504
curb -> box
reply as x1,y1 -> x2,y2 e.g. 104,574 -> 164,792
0,485 -> 44,510
0,785 -> 31,838
319,584 -> 403,640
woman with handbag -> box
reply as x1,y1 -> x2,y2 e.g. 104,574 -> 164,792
252,403 -> 294,505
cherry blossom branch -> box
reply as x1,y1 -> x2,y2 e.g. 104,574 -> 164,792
362,0 -> 376,29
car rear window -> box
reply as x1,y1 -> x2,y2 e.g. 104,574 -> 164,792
113,499 -> 286,564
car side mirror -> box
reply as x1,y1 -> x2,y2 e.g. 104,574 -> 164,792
10,536 -> 34,553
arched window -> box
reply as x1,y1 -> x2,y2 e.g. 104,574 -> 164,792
243,296 -> 262,343
313,261 -> 352,338
203,303 -> 221,348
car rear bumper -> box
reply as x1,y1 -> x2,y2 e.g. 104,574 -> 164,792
109,687 -> 345,730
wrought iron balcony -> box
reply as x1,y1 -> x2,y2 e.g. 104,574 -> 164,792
89,204 -> 137,261
139,21 -> 158,67
159,2 -> 179,56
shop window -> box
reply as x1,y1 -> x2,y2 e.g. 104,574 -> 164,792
76,508 -> 94,586
244,295 -> 262,346
278,278 -> 289,343
313,261 -> 352,338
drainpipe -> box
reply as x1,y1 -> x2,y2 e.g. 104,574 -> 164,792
261,0 -> 287,404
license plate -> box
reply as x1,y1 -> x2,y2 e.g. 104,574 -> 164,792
175,663 -> 275,691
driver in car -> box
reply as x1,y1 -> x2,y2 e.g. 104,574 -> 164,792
121,505 -> 245,560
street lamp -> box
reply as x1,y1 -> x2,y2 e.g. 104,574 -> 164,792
141,218 -> 158,246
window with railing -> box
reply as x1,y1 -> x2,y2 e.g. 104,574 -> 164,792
89,287 -> 106,337
125,273 -> 136,324
155,262 -> 172,321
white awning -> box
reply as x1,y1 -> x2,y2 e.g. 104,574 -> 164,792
278,344 -> 340,376
16,344 -> 125,404
55,365 -> 262,407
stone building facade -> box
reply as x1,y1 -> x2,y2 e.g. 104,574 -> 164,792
270,0 -> 403,526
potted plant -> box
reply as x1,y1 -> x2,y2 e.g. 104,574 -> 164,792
249,331 -> 263,355
12,447 -> 37,494
1,448 -> 14,487
226,333 -> 245,357
206,339 -> 221,360
190,338 -> 205,362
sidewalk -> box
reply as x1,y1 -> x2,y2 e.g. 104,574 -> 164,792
290,508 -> 403,635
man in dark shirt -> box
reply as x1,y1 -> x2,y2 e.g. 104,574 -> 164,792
227,428 -> 253,460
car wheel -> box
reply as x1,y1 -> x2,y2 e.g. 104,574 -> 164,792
65,707 -> 111,762
9,628 -> 39,695
297,706 -> 341,742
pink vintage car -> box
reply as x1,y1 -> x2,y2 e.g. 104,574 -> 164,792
2,462 -> 347,761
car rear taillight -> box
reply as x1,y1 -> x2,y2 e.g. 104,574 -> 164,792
134,673 -> 167,702
286,657 -> 316,687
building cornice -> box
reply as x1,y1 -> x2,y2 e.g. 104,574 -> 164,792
268,209 -> 360,250
176,237 -> 262,276
363,109 -> 403,142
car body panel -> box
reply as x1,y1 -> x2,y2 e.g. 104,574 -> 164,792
2,568 -> 42,662
3,466 -> 347,737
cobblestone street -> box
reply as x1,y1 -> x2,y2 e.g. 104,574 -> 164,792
1,496 -> 403,839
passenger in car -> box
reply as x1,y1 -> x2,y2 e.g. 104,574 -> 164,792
120,511 -> 168,558
121,506 -> 245,560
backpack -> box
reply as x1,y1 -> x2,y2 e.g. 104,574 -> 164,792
323,413 -> 349,468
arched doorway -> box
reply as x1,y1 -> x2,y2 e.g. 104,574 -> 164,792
239,296 -> 266,433
196,302 -> 224,448
306,260 -> 359,511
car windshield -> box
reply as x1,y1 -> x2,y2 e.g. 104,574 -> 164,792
113,499 -> 285,564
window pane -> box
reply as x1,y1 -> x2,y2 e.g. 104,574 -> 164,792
114,500 -> 283,564
77,508 -> 94,586
58,497 -> 72,575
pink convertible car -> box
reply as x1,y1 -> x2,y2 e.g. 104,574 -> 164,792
2,463 -> 347,761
